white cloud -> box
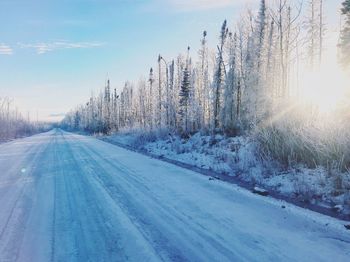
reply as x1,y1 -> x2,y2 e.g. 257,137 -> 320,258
0,43 -> 13,55
18,41 -> 104,54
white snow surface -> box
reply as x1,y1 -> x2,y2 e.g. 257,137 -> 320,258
106,132 -> 350,213
0,129 -> 349,261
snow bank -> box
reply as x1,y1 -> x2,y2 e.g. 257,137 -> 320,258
102,131 -> 350,218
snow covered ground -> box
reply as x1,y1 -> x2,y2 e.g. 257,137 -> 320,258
0,129 -> 350,261
104,132 -> 350,217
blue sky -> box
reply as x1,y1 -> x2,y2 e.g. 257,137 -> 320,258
0,0 -> 343,121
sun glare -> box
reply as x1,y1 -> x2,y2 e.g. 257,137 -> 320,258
298,62 -> 348,113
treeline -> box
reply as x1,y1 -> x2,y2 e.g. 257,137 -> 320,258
62,0 -> 350,169
0,97 -> 48,142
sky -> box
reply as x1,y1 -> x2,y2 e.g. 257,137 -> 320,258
0,0 -> 343,122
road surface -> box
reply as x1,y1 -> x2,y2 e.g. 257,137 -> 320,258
0,129 -> 349,262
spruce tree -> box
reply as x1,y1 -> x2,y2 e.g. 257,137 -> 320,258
179,47 -> 191,134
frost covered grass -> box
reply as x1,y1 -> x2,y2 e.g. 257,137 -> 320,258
104,129 -> 350,216
256,117 -> 350,172
255,111 -> 350,204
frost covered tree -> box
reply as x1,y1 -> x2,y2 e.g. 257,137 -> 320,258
168,60 -> 177,129
251,0 -> 268,126
62,0 -> 344,150
256,0 -> 267,72
178,47 -> 192,134
137,78 -> 147,128
157,55 -> 163,128
196,31 -> 210,129
112,88 -> 119,131
319,0 -> 324,64
306,0 -> 324,69
339,0 -> 350,67
0,97 -> 47,141
103,79 -> 112,133
147,68 -> 155,130
222,32 -> 238,133
213,20 -> 228,130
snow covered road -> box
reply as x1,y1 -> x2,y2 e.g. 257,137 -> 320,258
0,129 -> 349,262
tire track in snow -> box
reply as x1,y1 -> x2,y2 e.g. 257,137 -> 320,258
50,133 -> 59,262
0,136 -> 53,261
53,132 -> 89,261
69,134 -> 242,261
50,130 -> 156,261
